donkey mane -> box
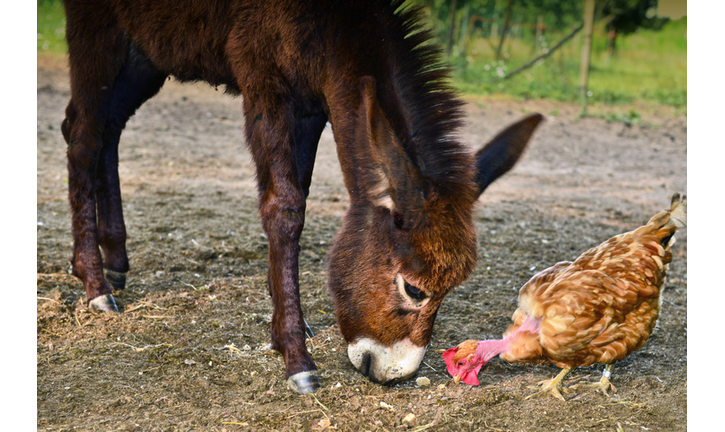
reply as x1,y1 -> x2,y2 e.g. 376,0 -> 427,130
380,0 -> 473,198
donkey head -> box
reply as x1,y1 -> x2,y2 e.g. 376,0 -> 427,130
327,76 -> 543,385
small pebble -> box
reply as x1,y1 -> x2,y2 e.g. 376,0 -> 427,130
416,376 -> 431,387
380,401 -> 394,411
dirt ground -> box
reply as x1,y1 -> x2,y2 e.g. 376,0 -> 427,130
37,57 -> 687,431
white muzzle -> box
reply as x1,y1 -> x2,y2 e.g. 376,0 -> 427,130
347,337 -> 427,385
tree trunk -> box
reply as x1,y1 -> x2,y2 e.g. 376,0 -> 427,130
579,0 -> 596,115
458,2 -> 470,51
495,0 -> 513,60
447,0 -> 458,57
491,0 -> 499,39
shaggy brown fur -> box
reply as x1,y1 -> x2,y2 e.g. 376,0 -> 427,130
60,0 -> 542,393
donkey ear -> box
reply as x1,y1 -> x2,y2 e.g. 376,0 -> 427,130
475,113 -> 544,198
358,76 -> 428,230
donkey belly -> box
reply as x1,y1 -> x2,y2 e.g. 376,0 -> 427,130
109,0 -> 240,88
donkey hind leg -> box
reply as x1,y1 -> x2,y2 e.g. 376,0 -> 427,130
294,113 -> 327,199
294,113 -> 327,341
95,43 -> 167,303
63,38 -> 166,312
246,106 -> 326,395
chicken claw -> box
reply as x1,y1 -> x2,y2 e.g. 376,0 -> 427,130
568,364 -> 617,395
525,367 -> 571,402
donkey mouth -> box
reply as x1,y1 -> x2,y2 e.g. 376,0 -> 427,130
347,337 -> 427,385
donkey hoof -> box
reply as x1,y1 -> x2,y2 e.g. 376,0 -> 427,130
89,294 -> 119,312
287,371 -> 320,395
104,269 -> 127,291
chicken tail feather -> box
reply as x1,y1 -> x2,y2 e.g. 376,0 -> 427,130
647,193 -> 687,230
668,193 -> 687,229
642,193 -> 686,249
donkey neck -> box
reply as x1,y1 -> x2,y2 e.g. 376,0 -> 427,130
322,2 -> 476,209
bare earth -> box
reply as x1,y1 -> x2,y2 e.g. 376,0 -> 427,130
37,58 -> 687,431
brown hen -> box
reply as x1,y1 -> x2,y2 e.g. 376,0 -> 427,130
443,193 -> 686,400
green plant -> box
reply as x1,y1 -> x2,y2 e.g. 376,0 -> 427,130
597,109 -> 642,125
37,0 -> 67,54
448,16 -> 686,110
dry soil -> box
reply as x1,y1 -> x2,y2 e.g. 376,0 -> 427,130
37,58 -> 687,431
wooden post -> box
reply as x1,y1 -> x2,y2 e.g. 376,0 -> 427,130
533,14 -> 544,54
579,0 -> 595,115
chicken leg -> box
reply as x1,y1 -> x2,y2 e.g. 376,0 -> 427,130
569,363 -> 616,395
525,367 -> 571,402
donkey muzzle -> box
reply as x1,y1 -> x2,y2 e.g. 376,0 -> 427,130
347,337 -> 426,385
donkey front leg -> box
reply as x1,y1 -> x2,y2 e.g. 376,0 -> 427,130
63,100 -> 118,312
245,106 -> 321,395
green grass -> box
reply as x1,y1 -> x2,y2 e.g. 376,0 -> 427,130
37,0 -> 67,54
37,1 -> 686,110
595,109 -> 642,125
449,17 -> 687,110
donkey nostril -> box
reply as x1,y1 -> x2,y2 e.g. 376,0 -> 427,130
359,352 -> 372,376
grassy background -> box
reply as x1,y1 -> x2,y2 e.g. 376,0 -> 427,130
37,0 -> 66,54
37,1 -> 686,112
452,17 -> 686,111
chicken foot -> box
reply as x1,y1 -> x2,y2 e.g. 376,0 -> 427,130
525,367 -> 572,402
568,363 -> 617,395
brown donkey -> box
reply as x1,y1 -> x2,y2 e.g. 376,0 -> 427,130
60,0 -> 543,394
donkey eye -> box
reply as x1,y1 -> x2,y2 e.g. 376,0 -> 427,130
395,274 -> 430,307
403,281 -> 426,301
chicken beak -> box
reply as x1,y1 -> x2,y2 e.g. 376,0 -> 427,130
452,374 -> 461,385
